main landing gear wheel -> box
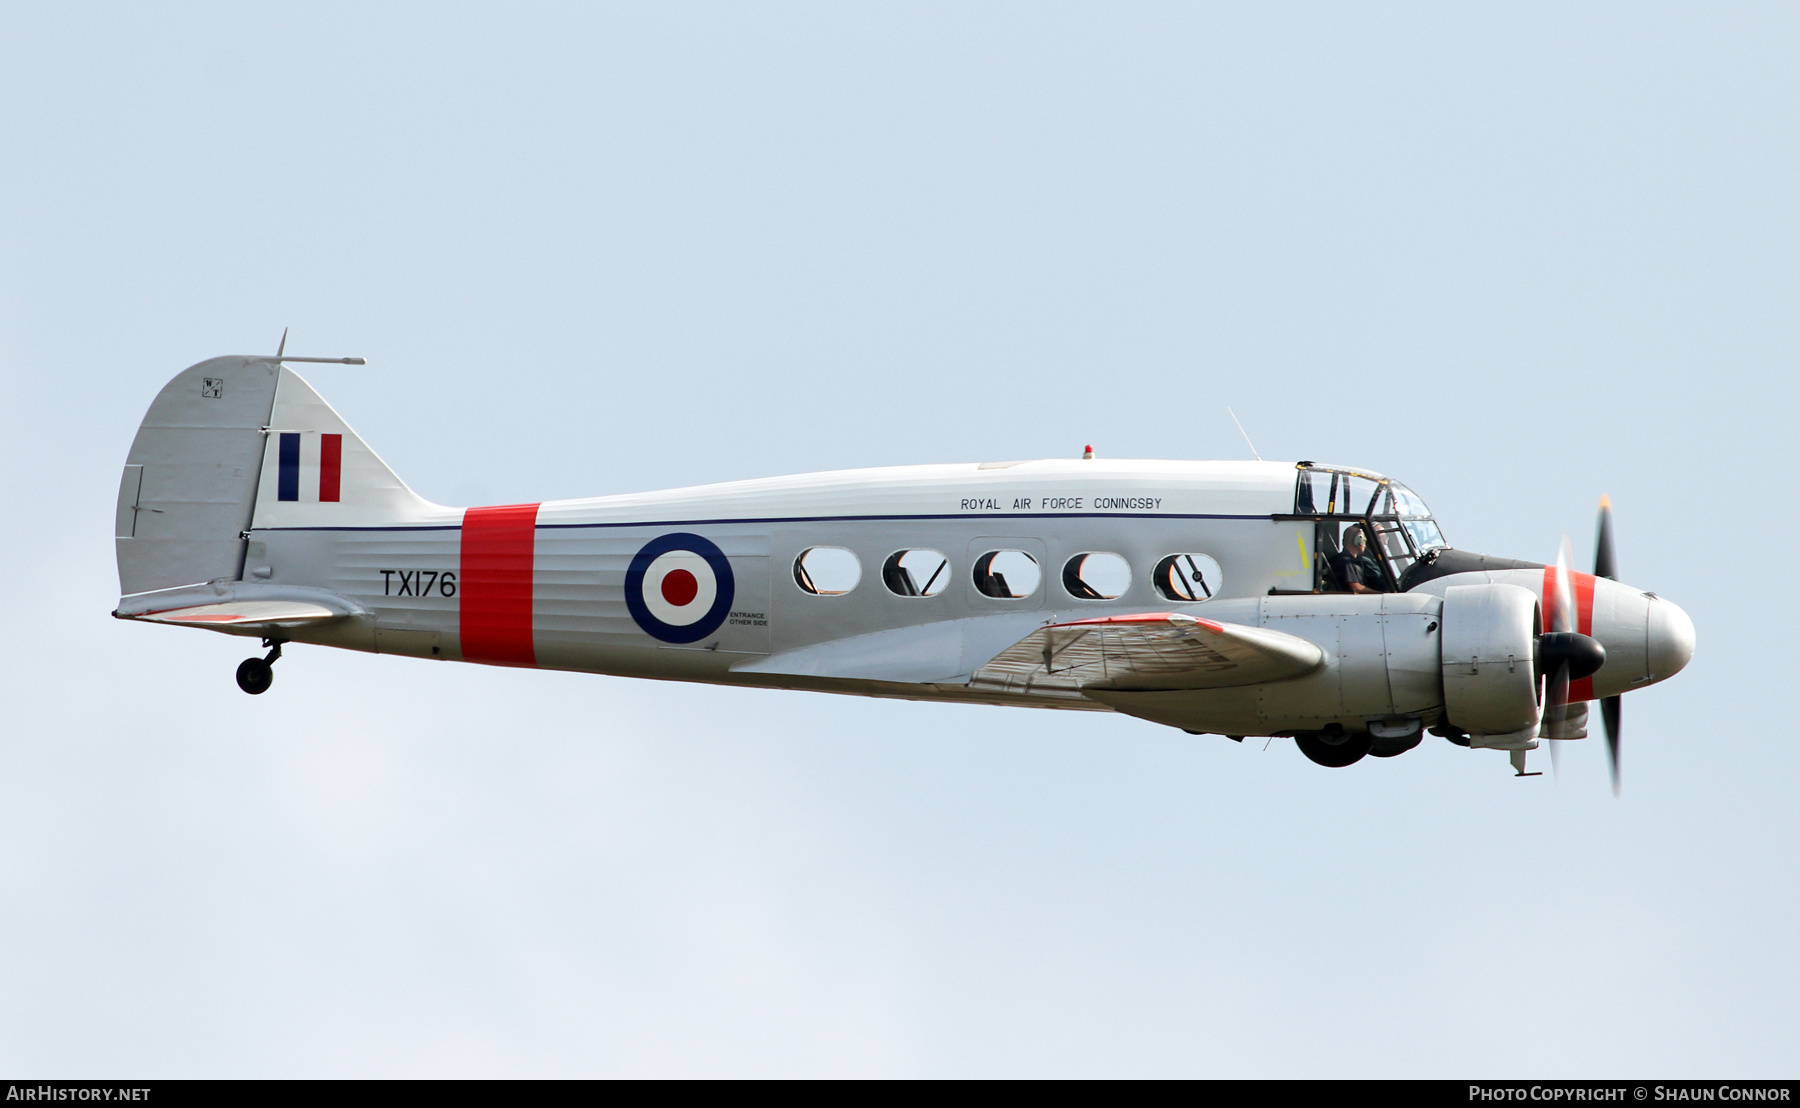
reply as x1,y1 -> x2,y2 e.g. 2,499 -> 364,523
1296,730 -> 1372,768
1367,731 -> 1424,758
235,639 -> 284,695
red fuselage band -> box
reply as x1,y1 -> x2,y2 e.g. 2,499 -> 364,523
460,503 -> 540,666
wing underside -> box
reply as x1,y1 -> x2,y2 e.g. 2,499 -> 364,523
970,612 -> 1324,696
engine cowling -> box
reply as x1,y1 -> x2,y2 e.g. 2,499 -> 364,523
1440,583 -> 1541,740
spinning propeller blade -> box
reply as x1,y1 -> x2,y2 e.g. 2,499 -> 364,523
1551,538 -> 1576,635
1595,495 -> 1617,583
1544,539 -> 1576,776
1596,496 -> 1622,794
1602,694 -> 1623,797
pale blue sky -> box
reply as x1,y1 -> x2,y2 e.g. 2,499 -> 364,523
1,2 -> 1794,1076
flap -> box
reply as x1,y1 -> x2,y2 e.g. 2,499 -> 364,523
970,611 -> 1325,695
124,599 -> 342,631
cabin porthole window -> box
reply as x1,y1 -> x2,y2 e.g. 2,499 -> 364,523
793,547 -> 862,595
972,550 -> 1042,599
1062,552 -> 1131,600
1153,553 -> 1222,602
883,549 -> 950,597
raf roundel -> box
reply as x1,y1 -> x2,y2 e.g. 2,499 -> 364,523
625,533 -> 735,644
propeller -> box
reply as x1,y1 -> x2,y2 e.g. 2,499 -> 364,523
1594,496 -> 1622,795
1542,540 -> 1574,778
1519,497 -> 1634,789
1545,540 -> 1575,777
1539,538 -> 1605,778
1539,497 -> 1623,793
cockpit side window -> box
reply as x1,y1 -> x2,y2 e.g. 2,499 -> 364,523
1296,469 -> 1445,594
1296,469 -> 1328,515
1315,519 -> 1394,593
1344,474 -> 1382,516
1294,468 -> 1382,517
1370,520 -> 1415,580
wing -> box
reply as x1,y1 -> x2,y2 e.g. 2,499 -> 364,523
122,599 -> 343,631
970,611 -> 1324,695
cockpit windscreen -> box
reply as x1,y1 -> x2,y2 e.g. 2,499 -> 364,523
1384,482 -> 1447,552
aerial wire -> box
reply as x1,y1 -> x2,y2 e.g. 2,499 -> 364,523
1227,407 -> 1262,461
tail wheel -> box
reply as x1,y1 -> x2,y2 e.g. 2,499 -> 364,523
236,657 -> 273,695
1296,730 -> 1371,767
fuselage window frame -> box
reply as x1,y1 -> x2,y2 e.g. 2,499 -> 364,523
792,546 -> 863,597
972,549 -> 1042,600
1152,553 -> 1222,603
882,548 -> 950,598
1061,551 -> 1133,601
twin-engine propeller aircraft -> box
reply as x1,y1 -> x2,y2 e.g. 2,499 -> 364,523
115,352 -> 1694,785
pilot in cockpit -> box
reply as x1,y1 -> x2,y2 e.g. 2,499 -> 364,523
1331,525 -> 1388,594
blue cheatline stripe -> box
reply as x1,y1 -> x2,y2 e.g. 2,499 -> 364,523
277,433 -> 301,501
251,511 -> 1271,533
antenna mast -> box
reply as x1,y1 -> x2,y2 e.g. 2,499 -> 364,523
267,327 -> 365,365
1227,406 -> 1262,461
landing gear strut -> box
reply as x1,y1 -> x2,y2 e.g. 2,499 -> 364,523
235,639 -> 284,695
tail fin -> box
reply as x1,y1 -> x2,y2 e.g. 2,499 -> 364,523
247,364 -> 437,531
116,356 -> 438,598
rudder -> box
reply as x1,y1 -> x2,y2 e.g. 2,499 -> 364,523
116,357 -> 281,596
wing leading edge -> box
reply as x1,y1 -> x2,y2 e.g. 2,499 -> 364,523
970,612 -> 1324,696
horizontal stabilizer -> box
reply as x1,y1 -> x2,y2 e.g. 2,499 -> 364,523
125,599 -> 343,630
114,581 -> 364,637
970,611 -> 1324,696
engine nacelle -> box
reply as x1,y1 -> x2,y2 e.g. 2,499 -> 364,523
1440,583 -> 1541,739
